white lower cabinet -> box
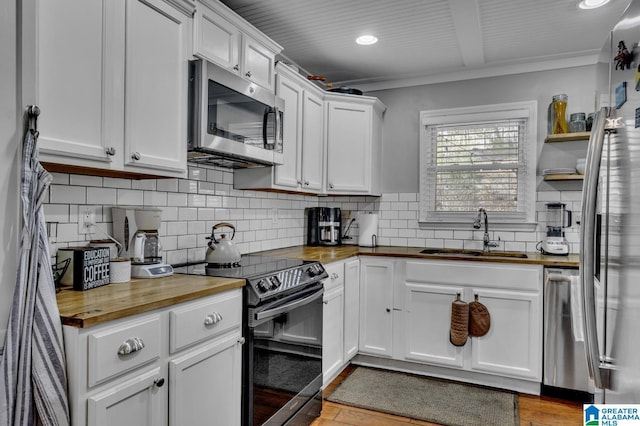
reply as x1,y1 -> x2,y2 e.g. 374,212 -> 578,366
87,366 -> 166,426
356,257 -> 543,389
343,258 -> 360,361
402,260 -> 542,381
169,332 -> 242,426
322,258 -> 360,387
403,282 -> 465,368
358,258 -> 395,357
322,263 -> 344,387
64,288 -> 243,426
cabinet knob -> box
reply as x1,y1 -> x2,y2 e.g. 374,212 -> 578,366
304,181 -> 310,186
237,337 -> 246,345
386,308 -> 391,313
105,147 -> 116,156
329,183 -> 334,189
204,312 -> 223,325
117,337 -> 145,355
233,64 -> 240,71
131,152 -> 141,161
245,71 -> 252,78
153,377 -> 165,388
297,180 -> 303,186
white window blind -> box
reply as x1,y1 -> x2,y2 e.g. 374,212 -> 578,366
419,102 -> 537,228
428,120 -> 525,212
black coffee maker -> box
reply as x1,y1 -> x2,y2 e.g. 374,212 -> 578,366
307,207 -> 342,246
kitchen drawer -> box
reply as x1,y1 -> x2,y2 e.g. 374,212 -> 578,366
323,261 -> 344,292
169,288 -> 242,353
406,260 -> 541,291
88,315 -> 162,387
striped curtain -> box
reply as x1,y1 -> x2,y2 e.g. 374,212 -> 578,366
0,123 -> 70,425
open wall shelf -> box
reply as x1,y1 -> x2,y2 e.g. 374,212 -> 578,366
544,132 -> 590,143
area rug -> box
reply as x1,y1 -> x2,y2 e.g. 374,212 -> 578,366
326,367 -> 518,426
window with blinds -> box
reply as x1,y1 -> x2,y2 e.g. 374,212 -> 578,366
419,102 -> 537,227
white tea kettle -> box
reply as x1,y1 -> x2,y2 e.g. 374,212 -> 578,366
205,222 -> 241,266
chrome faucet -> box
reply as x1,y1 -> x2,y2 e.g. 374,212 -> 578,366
473,208 -> 499,251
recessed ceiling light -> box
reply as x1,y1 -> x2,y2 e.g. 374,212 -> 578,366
356,35 -> 378,45
578,0 -> 610,9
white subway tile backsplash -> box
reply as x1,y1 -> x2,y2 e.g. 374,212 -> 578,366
103,177 -> 131,189
144,190 -> 168,207
187,194 -> 207,207
70,174 -> 102,187
50,185 -> 86,204
177,235 -> 197,249
132,180 -> 157,191
116,189 -> 143,205
178,207 -> 198,221
87,187 -> 117,205
179,179 -> 198,194
198,181 -> 216,195
50,172 -> 70,185
166,221 -> 188,236
157,179 -> 179,192
168,192 -> 188,207
43,204 -> 69,223
44,159 -> 584,265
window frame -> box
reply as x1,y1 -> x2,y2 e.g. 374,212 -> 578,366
419,101 -> 538,231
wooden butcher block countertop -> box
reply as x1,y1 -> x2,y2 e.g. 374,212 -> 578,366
56,274 -> 245,328
258,245 -> 580,268
58,245 -> 577,328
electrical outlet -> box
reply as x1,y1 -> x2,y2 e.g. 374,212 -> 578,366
78,208 -> 95,234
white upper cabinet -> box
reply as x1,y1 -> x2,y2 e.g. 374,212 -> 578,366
194,0 -> 281,92
25,0 -> 192,178
325,94 -> 385,195
193,4 -> 240,71
234,63 -> 324,193
124,0 -> 191,174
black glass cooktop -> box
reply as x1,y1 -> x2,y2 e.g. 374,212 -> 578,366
173,254 -> 309,279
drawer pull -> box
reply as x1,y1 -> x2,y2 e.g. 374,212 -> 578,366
204,312 -> 223,326
153,377 -> 165,388
117,337 -> 145,355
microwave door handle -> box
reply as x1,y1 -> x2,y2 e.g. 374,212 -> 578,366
579,106 -> 608,389
262,107 -> 269,149
274,106 -> 281,152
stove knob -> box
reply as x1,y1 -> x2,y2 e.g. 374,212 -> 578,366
269,276 -> 281,289
306,266 -> 317,277
257,279 -> 270,292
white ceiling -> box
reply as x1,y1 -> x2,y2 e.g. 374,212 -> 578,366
219,0 -> 631,91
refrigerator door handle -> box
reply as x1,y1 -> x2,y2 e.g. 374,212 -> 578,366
579,106 -> 610,389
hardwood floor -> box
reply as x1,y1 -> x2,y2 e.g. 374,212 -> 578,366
311,366 -> 584,426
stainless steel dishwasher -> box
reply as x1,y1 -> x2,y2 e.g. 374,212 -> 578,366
543,267 -> 594,402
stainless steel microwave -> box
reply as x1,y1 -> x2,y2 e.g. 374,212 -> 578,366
187,59 -> 284,168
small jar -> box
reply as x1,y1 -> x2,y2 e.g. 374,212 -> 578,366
569,112 -> 587,133
586,113 -> 594,131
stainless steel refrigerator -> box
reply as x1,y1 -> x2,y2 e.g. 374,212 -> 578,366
581,0 -> 640,403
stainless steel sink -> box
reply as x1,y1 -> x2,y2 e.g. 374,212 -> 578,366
419,248 -> 528,258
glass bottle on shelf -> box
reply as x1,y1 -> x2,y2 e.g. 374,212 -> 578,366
548,94 -> 568,134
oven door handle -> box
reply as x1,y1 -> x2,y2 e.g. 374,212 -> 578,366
254,287 -> 324,323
